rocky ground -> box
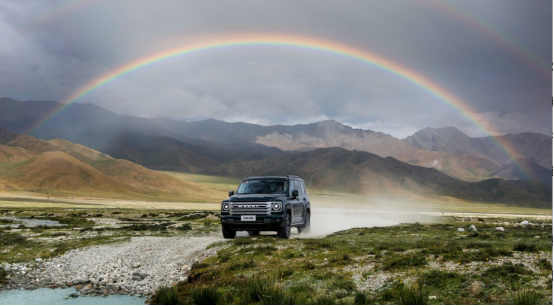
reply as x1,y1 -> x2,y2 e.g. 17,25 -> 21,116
2,235 -> 224,297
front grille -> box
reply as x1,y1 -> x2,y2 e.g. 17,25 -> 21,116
230,202 -> 270,216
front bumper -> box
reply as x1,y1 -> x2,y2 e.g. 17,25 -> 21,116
220,214 -> 284,231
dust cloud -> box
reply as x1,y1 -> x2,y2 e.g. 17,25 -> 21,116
298,207 -> 435,237
237,199 -> 438,238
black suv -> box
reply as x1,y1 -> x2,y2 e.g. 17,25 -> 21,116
220,175 -> 311,239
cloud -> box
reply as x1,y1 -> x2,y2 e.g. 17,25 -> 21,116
0,0 -> 550,139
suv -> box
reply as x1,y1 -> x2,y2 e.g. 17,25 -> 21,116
220,175 -> 311,239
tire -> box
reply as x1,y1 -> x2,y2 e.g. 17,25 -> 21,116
297,211 -> 310,234
247,230 -> 260,237
222,226 -> 236,239
277,212 -> 291,239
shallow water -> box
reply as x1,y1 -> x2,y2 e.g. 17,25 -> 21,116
0,288 -> 145,305
0,217 -> 65,228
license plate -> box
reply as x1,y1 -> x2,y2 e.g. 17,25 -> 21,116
241,215 -> 256,221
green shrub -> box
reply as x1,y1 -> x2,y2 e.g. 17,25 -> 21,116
391,283 -> 429,305
0,267 -> 7,281
230,259 -> 254,271
151,286 -> 180,305
304,261 -> 316,270
311,295 -> 336,305
332,278 -> 356,291
177,213 -> 208,221
176,223 -> 192,231
482,262 -> 533,283
383,254 -> 427,270
513,243 -> 538,252
190,285 -> 220,305
508,289 -> 545,305
538,258 -> 552,270
417,270 -> 467,289
354,291 -> 370,305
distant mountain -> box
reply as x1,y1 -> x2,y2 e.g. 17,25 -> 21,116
403,127 -> 552,184
403,127 -> 551,167
210,147 -> 551,207
0,98 -> 549,185
0,98 -> 506,182
489,159 -> 552,186
0,128 -> 218,201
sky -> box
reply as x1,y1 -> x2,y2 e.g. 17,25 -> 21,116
0,0 -> 551,138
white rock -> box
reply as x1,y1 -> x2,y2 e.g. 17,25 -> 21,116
35,258 -> 43,262
534,236 -> 540,239
495,227 -> 505,231
521,221 -> 529,226
429,296 -> 437,300
457,228 -> 465,232
469,225 -> 477,232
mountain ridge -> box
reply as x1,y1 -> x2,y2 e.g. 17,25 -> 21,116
0,98 -> 550,184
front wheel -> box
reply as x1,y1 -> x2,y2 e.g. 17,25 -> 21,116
297,211 -> 310,234
277,213 -> 291,239
222,226 -> 236,239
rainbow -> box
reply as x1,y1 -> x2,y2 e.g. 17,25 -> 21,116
29,33 -> 533,180
425,0 -> 550,79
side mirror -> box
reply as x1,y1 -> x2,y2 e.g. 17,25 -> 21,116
229,191 -> 235,197
291,190 -> 299,198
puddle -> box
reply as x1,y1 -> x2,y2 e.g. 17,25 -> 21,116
0,288 -> 145,305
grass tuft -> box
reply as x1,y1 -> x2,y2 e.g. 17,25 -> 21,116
311,295 -> 336,305
508,289 -> 545,305
354,291 -> 370,305
391,283 -> 429,305
190,285 -> 221,305
245,276 -> 276,303
151,286 -> 180,305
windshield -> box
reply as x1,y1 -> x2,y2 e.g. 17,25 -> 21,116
237,179 -> 288,195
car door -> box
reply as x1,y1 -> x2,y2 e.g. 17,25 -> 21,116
291,180 -> 303,224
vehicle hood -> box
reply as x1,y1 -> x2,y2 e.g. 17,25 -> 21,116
229,194 -> 285,202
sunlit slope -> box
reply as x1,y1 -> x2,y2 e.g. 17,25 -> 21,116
0,151 -> 149,194
212,147 -> 551,207
0,128 -> 221,201
90,158 -> 210,194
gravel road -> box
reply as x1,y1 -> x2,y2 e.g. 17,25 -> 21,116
2,235 -> 225,297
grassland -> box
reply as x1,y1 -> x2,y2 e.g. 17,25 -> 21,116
0,208 -> 221,264
153,218 -> 553,305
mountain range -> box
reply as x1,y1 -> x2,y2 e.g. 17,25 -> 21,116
0,127 -> 549,207
0,97 -> 551,206
0,127 -> 220,202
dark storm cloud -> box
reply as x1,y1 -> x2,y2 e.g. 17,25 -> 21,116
0,0 -> 551,138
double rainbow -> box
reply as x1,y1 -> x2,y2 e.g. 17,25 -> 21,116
28,34 -> 530,179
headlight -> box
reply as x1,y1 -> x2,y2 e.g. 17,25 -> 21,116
268,201 -> 282,211
222,202 -> 230,211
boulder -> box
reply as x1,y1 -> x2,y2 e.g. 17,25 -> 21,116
469,225 -> 477,232
495,227 -> 505,232
457,228 -> 465,232
521,221 -> 529,226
